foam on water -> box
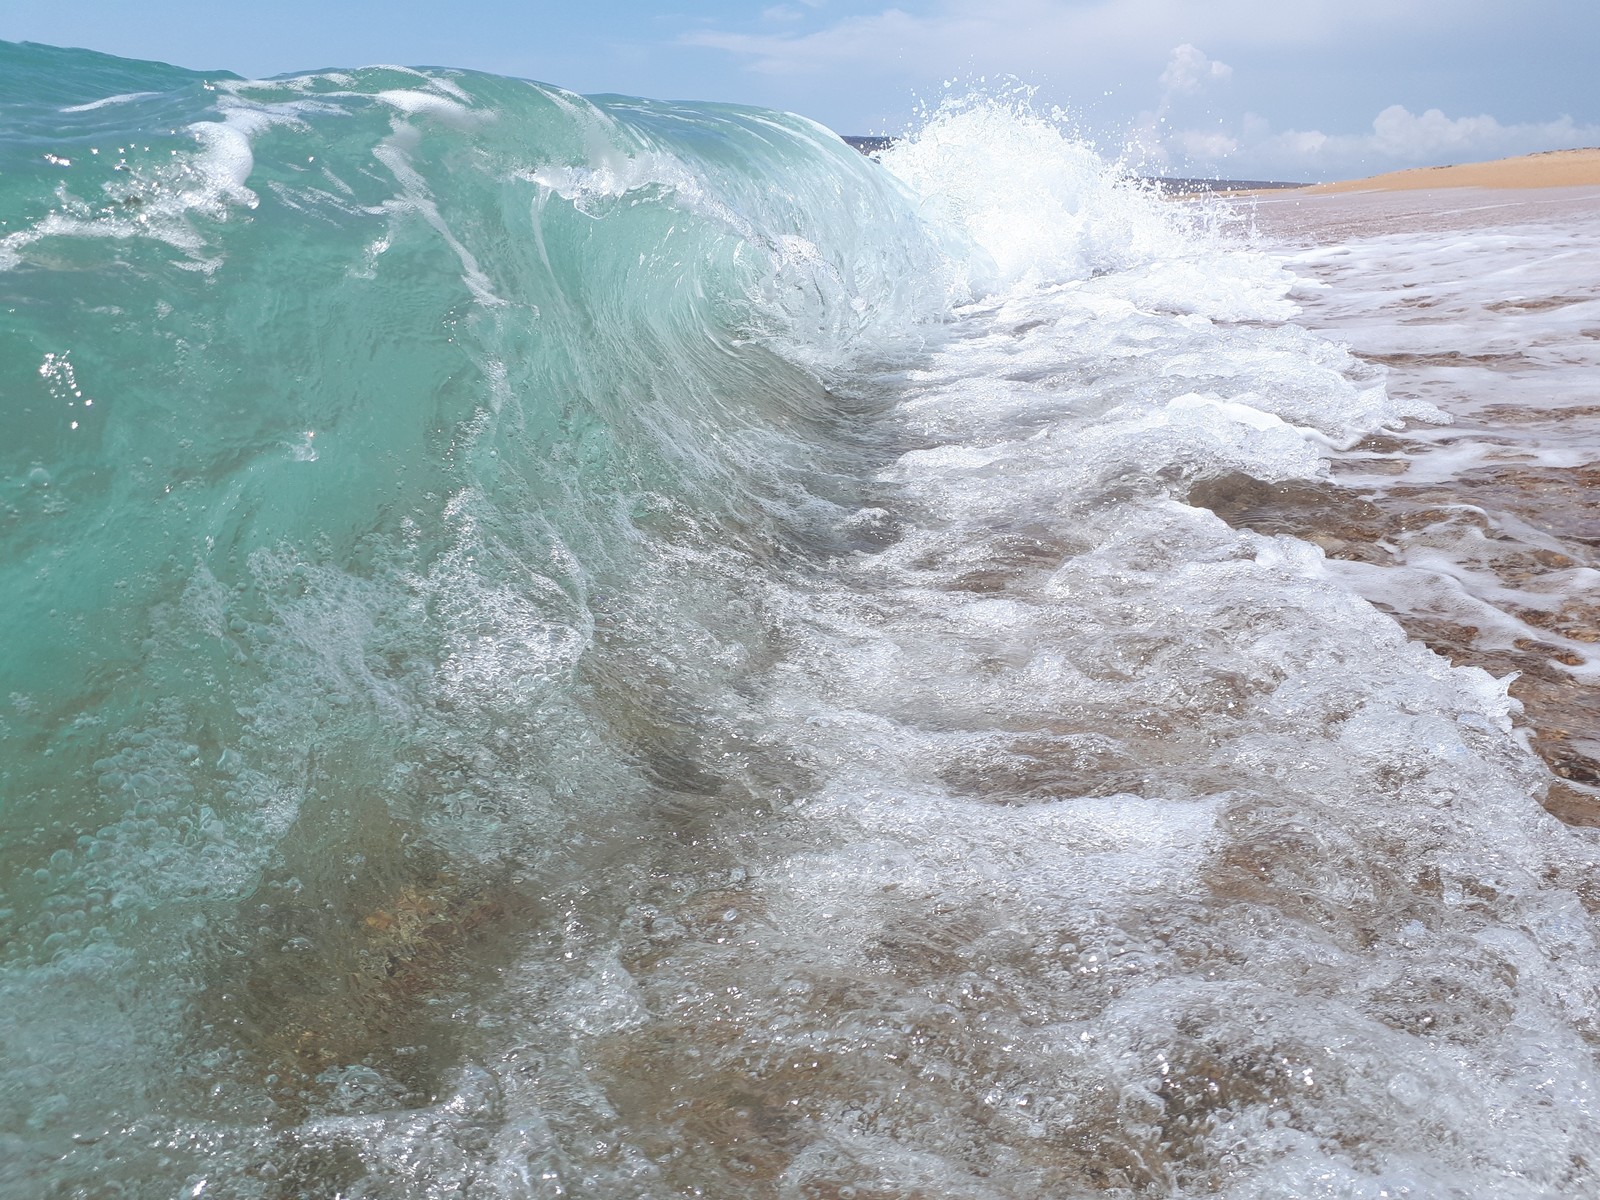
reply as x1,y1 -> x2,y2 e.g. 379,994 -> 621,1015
2,43 -> 1598,1197
1239,185 -> 1600,789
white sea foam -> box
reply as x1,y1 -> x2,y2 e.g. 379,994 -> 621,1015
1246,185 -> 1600,724
625,102 -> 1599,1195
59,90 -> 160,113
373,88 -> 485,130
8,69 -> 1599,1196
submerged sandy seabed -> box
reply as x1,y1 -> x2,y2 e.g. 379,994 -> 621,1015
1221,180 -> 1600,825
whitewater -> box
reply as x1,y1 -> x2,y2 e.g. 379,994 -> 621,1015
2,40 -> 1597,1199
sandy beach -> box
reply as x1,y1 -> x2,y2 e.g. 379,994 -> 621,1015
1183,146 -> 1600,200
1302,145 -> 1600,193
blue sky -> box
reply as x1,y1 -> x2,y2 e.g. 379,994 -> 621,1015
5,1 -> 1598,180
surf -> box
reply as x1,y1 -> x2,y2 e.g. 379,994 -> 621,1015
2,40 -> 1596,1198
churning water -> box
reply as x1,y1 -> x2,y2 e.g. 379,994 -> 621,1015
2,40 -> 1597,1198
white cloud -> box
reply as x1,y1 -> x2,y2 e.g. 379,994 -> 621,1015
1159,44 -> 1232,95
1175,129 -> 1240,160
1368,104 -> 1512,158
1164,105 -> 1600,180
683,7 -> 969,76
682,0 -> 1471,78
675,0 -> 1592,178
762,0 -> 828,19
1123,43 -> 1232,171
1281,106 -> 1595,166
1258,127 -> 1328,159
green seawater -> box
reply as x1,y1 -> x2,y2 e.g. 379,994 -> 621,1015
0,40 -> 951,1188
7,39 -> 1600,1200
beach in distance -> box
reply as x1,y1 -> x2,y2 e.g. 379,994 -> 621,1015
3,41 -> 1600,1197
1298,145 -> 1600,192
1150,144 -> 1600,196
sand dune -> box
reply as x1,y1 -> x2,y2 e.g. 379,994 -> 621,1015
1304,146 -> 1600,193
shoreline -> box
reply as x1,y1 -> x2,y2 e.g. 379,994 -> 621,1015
847,139 -> 1600,198
1180,146 -> 1600,199
1300,146 -> 1600,193
1239,166 -> 1600,827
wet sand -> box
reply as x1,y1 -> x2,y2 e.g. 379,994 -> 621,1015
1214,177 -> 1600,826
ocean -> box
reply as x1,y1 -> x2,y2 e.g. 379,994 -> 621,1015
2,39 -> 1598,1198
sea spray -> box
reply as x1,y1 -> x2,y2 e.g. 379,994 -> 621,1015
2,41 -> 1597,1198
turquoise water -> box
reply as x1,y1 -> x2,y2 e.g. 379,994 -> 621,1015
1,41 -> 949,1186
4,40 -> 1599,1199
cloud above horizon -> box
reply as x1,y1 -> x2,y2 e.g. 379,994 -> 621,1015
1158,44 -> 1232,96
3,0 -> 1592,182
682,0 -> 1468,77
1236,106 -> 1600,174
681,0 -> 1600,180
